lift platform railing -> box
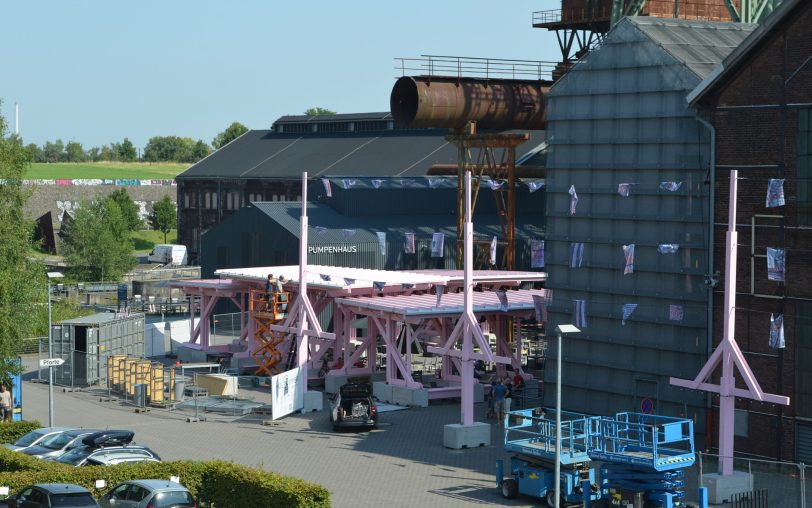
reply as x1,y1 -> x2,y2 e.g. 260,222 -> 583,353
504,408 -> 598,465
249,289 -> 290,320
589,413 -> 695,472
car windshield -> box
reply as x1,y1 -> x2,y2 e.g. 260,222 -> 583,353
56,446 -> 91,465
13,430 -> 46,447
50,492 -> 98,507
154,491 -> 194,507
40,432 -> 74,450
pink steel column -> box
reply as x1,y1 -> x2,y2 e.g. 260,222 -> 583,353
461,170 -> 475,426
297,172 -> 309,391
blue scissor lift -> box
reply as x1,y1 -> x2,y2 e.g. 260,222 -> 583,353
496,409 -> 704,507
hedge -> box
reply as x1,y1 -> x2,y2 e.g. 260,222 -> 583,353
0,422 -> 330,507
0,420 -> 42,446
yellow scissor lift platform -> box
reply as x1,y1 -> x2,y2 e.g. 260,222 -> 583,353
249,289 -> 290,376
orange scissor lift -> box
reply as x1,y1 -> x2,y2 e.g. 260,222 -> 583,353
249,289 -> 290,376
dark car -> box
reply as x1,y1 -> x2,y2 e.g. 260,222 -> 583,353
52,430 -> 161,467
22,429 -> 101,460
98,480 -> 195,508
0,483 -> 100,507
329,382 -> 378,431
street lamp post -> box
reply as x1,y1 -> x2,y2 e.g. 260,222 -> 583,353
46,272 -> 64,427
554,324 -> 580,508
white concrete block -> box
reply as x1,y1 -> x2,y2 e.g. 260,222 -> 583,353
373,382 -> 392,403
412,388 -> 429,408
443,422 -> 492,449
325,374 -> 348,395
392,386 -> 412,406
302,391 -> 323,412
702,471 -> 754,504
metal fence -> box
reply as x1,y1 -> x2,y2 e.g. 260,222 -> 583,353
395,54 -> 556,81
211,312 -> 246,346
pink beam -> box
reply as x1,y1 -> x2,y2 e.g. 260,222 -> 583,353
189,293 -> 219,345
670,170 -> 789,476
372,315 -> 420,388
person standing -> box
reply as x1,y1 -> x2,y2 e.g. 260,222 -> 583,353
0,384 -> 12,422
493,379 -> 507,424
276,275 -> 288,312
503,377 -> 513,416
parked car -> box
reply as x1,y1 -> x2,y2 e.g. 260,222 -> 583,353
21,428 -> 100,460
98,480 -> 195,508
0,483 -> 100,507
3,427 -> 73,452
329,382 -> 378,431
52,430 -> 161,467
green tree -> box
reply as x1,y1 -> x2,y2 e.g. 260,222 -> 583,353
118,138 -> 137,162
149,196 -> 177,243
61,198 -> 136,281
212,122 -> 248,149
65,141 -> 85,162
0,104 -> 43,381
304,107 -> 336,116
192,140 -> 211,161
24,143 -> 42,162
106,188 -> 142,231
42,139 -> 64,162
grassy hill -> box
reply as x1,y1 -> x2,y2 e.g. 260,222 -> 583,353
26,161 -> 189,180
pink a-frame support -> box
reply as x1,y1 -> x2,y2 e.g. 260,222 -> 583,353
670,170 -> 789,475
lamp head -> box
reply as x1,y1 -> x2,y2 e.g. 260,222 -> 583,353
555,324 -> 580,334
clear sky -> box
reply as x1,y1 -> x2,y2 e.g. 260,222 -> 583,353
3,1 -> 560,152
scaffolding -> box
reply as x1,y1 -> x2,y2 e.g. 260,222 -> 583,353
249,289 -> 291,376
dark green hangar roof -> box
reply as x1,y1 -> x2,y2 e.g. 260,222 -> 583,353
178,112 -> 546,180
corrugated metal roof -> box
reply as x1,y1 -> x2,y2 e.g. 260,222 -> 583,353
57,313 -> 137,325
177,129 -> 547,180
274,112 -> 393,124
627,17 -> 757,79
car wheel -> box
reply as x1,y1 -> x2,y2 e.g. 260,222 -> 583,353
500,478 -> 518,499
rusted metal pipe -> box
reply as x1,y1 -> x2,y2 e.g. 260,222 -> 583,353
390,76 -> 551,130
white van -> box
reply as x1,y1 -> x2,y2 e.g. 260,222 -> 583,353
148,244 -> 187,266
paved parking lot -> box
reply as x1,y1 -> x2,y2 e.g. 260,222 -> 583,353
18,375 -> 536,508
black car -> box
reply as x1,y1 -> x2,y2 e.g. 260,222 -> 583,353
0,483 -> 100,507
52,430 -> 161,467
329,382 -> 378,431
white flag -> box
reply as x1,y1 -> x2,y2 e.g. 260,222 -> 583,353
322,178 -> 332,197
532,295 -> 547,323
621,303 -> 638,325
489,236 -> 497,266
371,179 -> 383,189
769,314 -> 785,349
376,232 -> 386,255
431,232 -> 444,258
569,185 -> 579,215
573,299 -> 587,328
435,284 -> 445,307
496,290 -> 508,311
622,244 -> 635,275
403,232 -> 416,254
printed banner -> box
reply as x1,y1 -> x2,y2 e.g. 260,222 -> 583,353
618,183 -> 632,197
658,244 -> 679,254
570,242 -> 584,268
623,244 -> 635,275
343,277 -> 356,286
431,232 -> 444,258
341,229 -> 356,239
621,303 -> 638,325
669,304 -> 684,322
569,185 -> 579,215
314,226 -> 328,235
767,247 -> 785,282
373,281 -> 385,292
769,314 -> 785,349
489,236 -> 497,266
659,181 -> 682,192
272,367 -> 304,420
532,295 -> 547,323
371,179 -> 383,189
766,179 -> 785,208
530,239 -> 545,268
322,178 -> 332,197
573,299 -> 587,329
435,284 -> 446,307
320,274 -> 332,281
404,232 -> 416,254
401,283 -> 414,290
487,178 -> 504,190
528,181 -> 544,193
376,232 -> 386,255
428,178 -> 443,189
341,178 -> 357,190
496,290 -> 509,311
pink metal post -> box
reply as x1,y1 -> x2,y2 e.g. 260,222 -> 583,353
670,170 -> 789,475
461,170 -> 475,425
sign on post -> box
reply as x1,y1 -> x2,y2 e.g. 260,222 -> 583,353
40,358 -> 65,368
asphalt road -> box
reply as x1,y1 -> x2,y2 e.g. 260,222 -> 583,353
18,378 -> 535,508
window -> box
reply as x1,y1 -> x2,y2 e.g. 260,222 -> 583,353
184,192 -> 189,209
799,110 -> 812,225
797,302 -> 812,417
212,192 -> 218,209
204,192 -> 211,209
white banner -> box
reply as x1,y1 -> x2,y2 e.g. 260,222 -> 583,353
376,232 -> 386,255
431,232 -> 444,258
272,367 -> 305,420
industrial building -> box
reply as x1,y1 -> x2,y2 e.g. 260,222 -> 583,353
542,16 -> 757,452
176,112 -> 545,264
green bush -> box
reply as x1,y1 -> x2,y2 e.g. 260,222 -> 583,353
0,426 -> 331,507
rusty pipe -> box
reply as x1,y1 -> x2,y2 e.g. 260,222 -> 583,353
390,76 -> 551,130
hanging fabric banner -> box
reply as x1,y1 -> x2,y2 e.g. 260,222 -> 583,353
622,244 -> 635,274
531,239 -> 545,268
431,233 -> 444,258
343,277 -> 356,286
373,281 -> 385,292
320,274 -> 332,282
435,284 -> 446,307
573,299 -> 587,328
496,290 -> 508,311
341,229 -> 356,239
767,247 -> 786,282
489,236 -> 497,266
376,232 -> 386,255
532,295 -> 547,323
669,304 -> 684,322
428,178 -> 443,189
528,181 -> 545,193
401,283 -> 414,290
658,244 -> 679,254
570,242 -> 584,268
569,185 -> 579,215
766,179 -> 785,208
371,179 -> 383,189
322,178 -> 332,197
403,232 -> 416,254
341,178 -> 357,190
314,226 -> 328,235
487,179 -> 504,190
617,183 -> 634,197
621,303 -> 638,325
769,314 -> 785,349
659,181 -> 682,192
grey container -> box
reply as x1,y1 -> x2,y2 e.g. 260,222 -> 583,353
134,383 -> 147,408
174,380 -> 186,402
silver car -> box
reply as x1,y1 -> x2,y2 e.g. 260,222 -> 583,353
98,480 -> 195,508
20,429 -> 100,460
3,427 -> 73,452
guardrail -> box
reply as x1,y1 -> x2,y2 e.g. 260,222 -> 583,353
395,55 -> 556,81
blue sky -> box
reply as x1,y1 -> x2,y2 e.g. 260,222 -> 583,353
3,1 -> 560,151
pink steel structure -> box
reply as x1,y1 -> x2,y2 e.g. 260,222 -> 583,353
670,170 -> 789,475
